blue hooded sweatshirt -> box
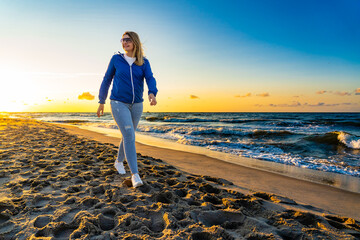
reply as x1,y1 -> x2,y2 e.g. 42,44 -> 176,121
98,52 -> 158,104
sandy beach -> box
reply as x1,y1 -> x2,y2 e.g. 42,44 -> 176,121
1,117 -> 360,239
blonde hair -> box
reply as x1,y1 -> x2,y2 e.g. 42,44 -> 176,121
123,31 -> 144,66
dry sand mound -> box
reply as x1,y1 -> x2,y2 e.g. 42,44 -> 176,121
0,118 -> 359,239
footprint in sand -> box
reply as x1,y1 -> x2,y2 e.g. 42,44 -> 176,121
33,215 -> 51,228
31,195 -> 50,208
0,213 -> 10,225
80,197 -> 99,208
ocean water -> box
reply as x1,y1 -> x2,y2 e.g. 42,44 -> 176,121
4,112 -> 360,178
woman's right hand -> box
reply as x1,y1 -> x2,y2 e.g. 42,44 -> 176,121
97,104 -> 104,117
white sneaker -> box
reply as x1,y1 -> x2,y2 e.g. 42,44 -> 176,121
131,173 -> 143,188
114,160 -> 126,175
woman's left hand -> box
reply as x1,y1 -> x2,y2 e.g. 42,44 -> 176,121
148,94 -> 157,106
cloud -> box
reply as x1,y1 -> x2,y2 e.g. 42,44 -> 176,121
304,102 -> 357,107
235,93 -> 251,98
255,102 -> 357,108
293,96 -> 300,98
257,92 -> 269,97
78,92 -> 95,100
316,90 -> 354,96
355,88 -> 360,95
305,102 -> 325,106
190,95 -> 199,99
269,101 -> 301,107
334,91 -> 351,96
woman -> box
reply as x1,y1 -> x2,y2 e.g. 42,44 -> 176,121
97,31 -> 158,188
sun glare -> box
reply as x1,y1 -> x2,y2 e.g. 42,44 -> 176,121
0,68 -> 43,112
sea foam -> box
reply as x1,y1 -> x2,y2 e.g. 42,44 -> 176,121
338,132 -> 360,149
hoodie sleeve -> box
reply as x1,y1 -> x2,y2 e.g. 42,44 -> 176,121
144,58 -> 158,97
98,55 -> 116,104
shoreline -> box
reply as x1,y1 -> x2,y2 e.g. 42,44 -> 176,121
72,124 -> 360,193
51,122 -> 360,221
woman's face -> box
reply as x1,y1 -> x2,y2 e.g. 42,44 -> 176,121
122,34 -> 134,52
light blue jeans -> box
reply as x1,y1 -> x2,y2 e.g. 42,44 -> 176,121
110,100 -> 143,174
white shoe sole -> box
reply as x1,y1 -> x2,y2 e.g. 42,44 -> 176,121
114,161 -> 126,175
133,181 -> 143,188
131,174 -> 143,188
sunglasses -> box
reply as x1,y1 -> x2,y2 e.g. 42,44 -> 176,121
121,38 -> 132,43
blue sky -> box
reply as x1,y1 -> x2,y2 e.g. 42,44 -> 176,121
0,0 -> 359,112
208,0 -> 360,62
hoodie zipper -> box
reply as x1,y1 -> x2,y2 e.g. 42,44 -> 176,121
130,65 -> 135,104
120,53 -> 135,104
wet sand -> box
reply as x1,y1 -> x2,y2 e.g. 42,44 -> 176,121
1,117 -> 359,239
